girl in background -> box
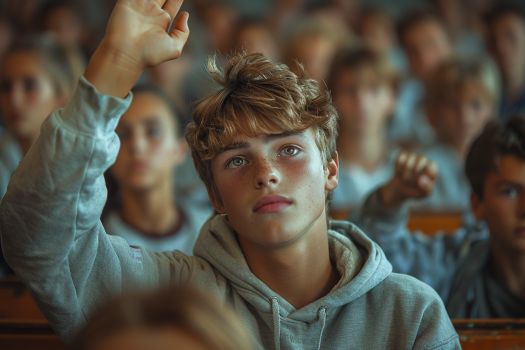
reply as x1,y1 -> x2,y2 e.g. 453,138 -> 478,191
103,86 -> 211,254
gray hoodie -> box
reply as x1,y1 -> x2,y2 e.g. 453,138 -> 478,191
0,77 -> 460,349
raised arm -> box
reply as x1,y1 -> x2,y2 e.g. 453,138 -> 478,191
0,0 -> 190,344
353,152 -> 472,299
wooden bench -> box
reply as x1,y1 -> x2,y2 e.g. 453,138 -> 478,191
0,277 -> 45,319
330,208 -> 463,235
453,318 -> 525,349
0,319 -> 66,350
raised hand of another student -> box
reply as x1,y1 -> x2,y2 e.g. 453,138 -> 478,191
379,152 -> 438,208
84,0 -> 189,98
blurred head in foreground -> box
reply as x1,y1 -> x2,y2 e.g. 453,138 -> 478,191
73,285 -> 253,350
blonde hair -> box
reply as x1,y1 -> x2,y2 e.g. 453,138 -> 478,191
427,56 -> 501,106
73,285 -> 254,350
186,52 -> 339,205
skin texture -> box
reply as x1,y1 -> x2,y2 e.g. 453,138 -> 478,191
488,13 -> 525,100
93,327 -> 210,350
427,79 -> 494,158
110,91 -> 185,236
0,51 -> 65,154
209,128 -> 340,309
403,19 -> 452,81
471,156 -> 525,300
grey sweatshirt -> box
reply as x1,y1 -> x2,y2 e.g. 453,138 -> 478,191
0,77 -> 460,349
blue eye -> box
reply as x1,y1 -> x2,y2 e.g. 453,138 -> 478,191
279,146 -> 299,156
226,157 -> 247,168
147,127 -> 162,138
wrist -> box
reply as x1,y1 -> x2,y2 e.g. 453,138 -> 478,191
379,182 -> 408,208
84,40 -> 143,99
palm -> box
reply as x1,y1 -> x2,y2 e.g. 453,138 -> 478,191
105,0 -> 189,70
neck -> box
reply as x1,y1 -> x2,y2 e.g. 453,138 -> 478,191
336,127 -> 386,170
489,244 -> 525,301
119,179 -> 180,236
239,211 -> 340,309
504,66 -> 525,102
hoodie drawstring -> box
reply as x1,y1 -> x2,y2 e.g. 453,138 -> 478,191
271,296 -> 281,350
316,306 -> 327,350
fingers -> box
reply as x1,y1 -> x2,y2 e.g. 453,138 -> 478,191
163,0 -> 184,23
395,151 -> 438,189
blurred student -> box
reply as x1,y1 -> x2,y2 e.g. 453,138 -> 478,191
0,34 -> 77,197
282,19 -> 351,85
233,18 -> 279,61
485,3 -> 525,120
357,7 -> 409,76
0,34 -> 76,276
103,85 -> 211,254
0,0 -> 460,347
415,57 -> 499,212
73,285 -> 253,350
355,116 -> 525,318
327,46 -> 398,213
392,10 -> 453,147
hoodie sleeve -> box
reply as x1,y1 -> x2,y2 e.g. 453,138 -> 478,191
352,189 -> 471,299
0,77 -> 196,345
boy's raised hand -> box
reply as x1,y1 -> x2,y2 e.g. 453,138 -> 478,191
85,0 -> 189,98
379,152 -> 438,208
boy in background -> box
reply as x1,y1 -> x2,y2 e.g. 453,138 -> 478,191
415,57 -> 500,213
391,10 -> 453,148
485,3 -> 525,120
0,0 -> 460,348
327,46 -> 398,213
355,116 -> 525,318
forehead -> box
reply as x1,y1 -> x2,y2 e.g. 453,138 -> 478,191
121,92 -> 175,125
2,51 -> 45,79
487,155 -> 525,185
405,20 -> 447,43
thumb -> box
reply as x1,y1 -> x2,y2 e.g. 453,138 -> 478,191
418,175 -> 433,194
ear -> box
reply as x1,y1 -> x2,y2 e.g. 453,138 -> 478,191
173,139 -> 187,166
325,151 -> 339,191
470,192 -> 485,221
207,187 -> 226,214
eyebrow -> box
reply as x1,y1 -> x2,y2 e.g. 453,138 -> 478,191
494,180 -> 524,188
219,131 -> 305,154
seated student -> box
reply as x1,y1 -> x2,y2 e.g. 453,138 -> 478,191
0,34 -> 76,198
327,46 -> 398,213
392,9 -> 453,148
0,0 -> 460,348
485,3 -> 525,120
73,285 -> 253,350
414,57 -> 500,213
0,34 -> 76,277
354,116 -> 525,318
102,85 -> 211,254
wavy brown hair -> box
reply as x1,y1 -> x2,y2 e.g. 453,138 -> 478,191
186,52 -> 339,205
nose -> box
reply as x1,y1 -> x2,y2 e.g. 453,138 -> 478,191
130,131 -> 147,155
253,157 -> 280,189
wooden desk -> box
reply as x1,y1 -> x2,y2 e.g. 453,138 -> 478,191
453,319 -> 525,349
0,277 -> 45,319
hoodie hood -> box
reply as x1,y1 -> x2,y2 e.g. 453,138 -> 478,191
193,214 -> 392,348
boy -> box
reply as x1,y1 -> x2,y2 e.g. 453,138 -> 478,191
327,46 -> 398,213
415,56 -> 500,213
0,0 -> 460,348
391,10 -> 453,147
485,3 -> 525,120
355,116 -> 525,318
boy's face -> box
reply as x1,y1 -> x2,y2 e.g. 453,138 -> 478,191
403,20 -> 452,81
209,128 -> 338,248
333,64 -> 394,136
430,79 -> 493,150
472,155 -> 525,255
489,13 -> 525,78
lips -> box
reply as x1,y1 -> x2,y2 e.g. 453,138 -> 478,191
252,195 -> 292,213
